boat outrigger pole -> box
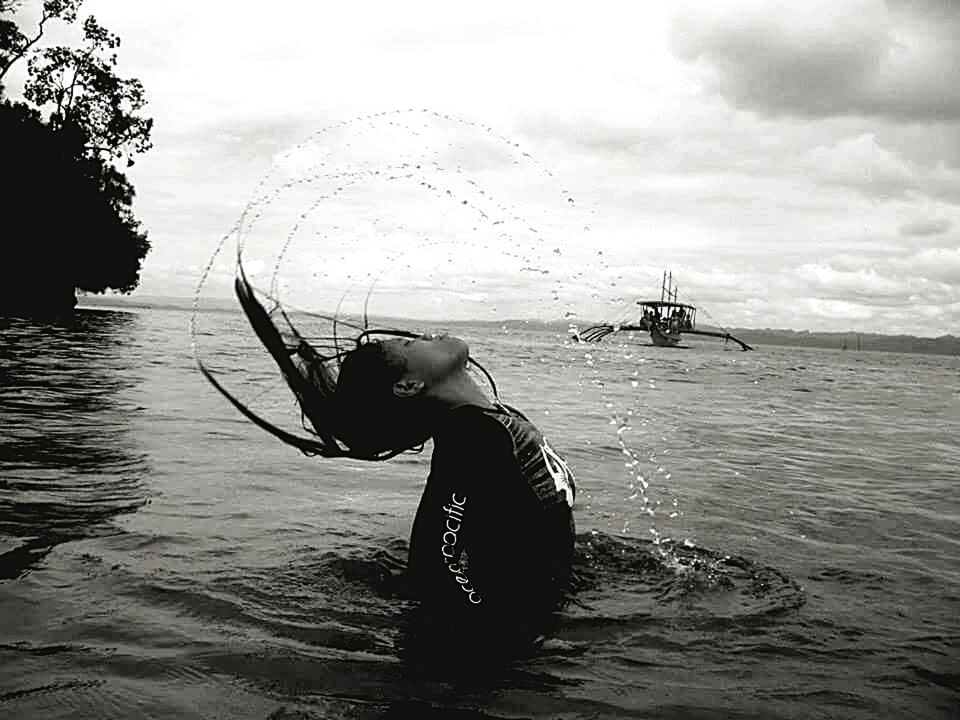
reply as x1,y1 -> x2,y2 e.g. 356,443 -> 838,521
679,328 -> 753,351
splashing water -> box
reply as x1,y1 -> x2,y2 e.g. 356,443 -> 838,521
190,109 -> 607,433
570,333 -> 693,552
192,109 -> 597,328
190,109 -> 686,545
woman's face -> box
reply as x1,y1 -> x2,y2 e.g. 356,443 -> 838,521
380,333 -> 469,387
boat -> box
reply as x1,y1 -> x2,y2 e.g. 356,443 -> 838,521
576,271 -> 753,351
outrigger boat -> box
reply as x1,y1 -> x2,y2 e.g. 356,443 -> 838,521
577,271 -> 753,351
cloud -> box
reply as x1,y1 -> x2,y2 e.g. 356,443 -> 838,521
899,217 -> 951,236
888,247 -> 960,286
793,132 -> 960,201
797,133 -> 914,198
806,297 -> 877,321
796,263 -> 907,302
764,252 -> 958,333
794,252 -> 960,311
670,0 -> 960,123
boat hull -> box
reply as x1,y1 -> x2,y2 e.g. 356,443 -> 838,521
649,324 -> 681,347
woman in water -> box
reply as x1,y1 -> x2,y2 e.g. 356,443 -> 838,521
205,270 -> 577,652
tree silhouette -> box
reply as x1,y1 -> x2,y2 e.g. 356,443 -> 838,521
24,13 -> 152,166
0,0 -> 80,90
0,0 -> 151,317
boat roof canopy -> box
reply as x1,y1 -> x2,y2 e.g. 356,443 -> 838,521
636,300 -> 697,310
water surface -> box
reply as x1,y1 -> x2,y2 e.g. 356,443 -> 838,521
1,307 -> 957,718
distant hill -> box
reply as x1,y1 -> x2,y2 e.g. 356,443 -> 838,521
77,294 -> 959,356
78,293 -> 234,313
729,328 -> 959,357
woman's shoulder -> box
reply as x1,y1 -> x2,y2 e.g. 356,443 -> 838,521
444,403 -> 509,431
434,404 -> 517,451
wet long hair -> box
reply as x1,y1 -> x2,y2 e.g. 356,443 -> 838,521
198,267 -> 499,461
331,338 -> 436,458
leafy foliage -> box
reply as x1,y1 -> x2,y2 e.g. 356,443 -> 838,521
0,101 -> 151,313
0,1 -> 152,315
24,14 -> 152,165
0,1 -> 81,91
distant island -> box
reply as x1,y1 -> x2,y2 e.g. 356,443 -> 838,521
78,293 -> 959,357
729,328 -> 959,357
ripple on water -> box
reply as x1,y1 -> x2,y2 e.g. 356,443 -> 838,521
0,313 -> 150,580
568,531 -> 806,628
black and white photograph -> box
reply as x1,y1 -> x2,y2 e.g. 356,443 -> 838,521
1,1 -> 957,718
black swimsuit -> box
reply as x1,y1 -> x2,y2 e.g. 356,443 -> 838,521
406,404 -> 576,639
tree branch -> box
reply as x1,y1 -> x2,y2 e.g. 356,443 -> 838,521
0,5 -> 53,82
61,43 -> 95,123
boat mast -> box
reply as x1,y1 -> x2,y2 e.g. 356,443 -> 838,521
660,270 -> 680,304
661,270 -> 679,304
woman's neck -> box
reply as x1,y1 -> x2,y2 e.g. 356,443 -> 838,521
423,368 -> 496,411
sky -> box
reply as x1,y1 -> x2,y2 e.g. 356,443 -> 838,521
6,0 -> 960,335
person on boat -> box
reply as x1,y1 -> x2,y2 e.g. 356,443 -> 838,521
669,309 -> 681,335
218,272 -> 577,656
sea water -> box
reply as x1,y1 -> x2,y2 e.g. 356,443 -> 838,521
1,306 -> 957,719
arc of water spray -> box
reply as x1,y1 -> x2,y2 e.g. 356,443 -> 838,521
192,107 -> 586,454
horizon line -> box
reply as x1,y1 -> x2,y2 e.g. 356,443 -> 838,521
75,293 -> 958,342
